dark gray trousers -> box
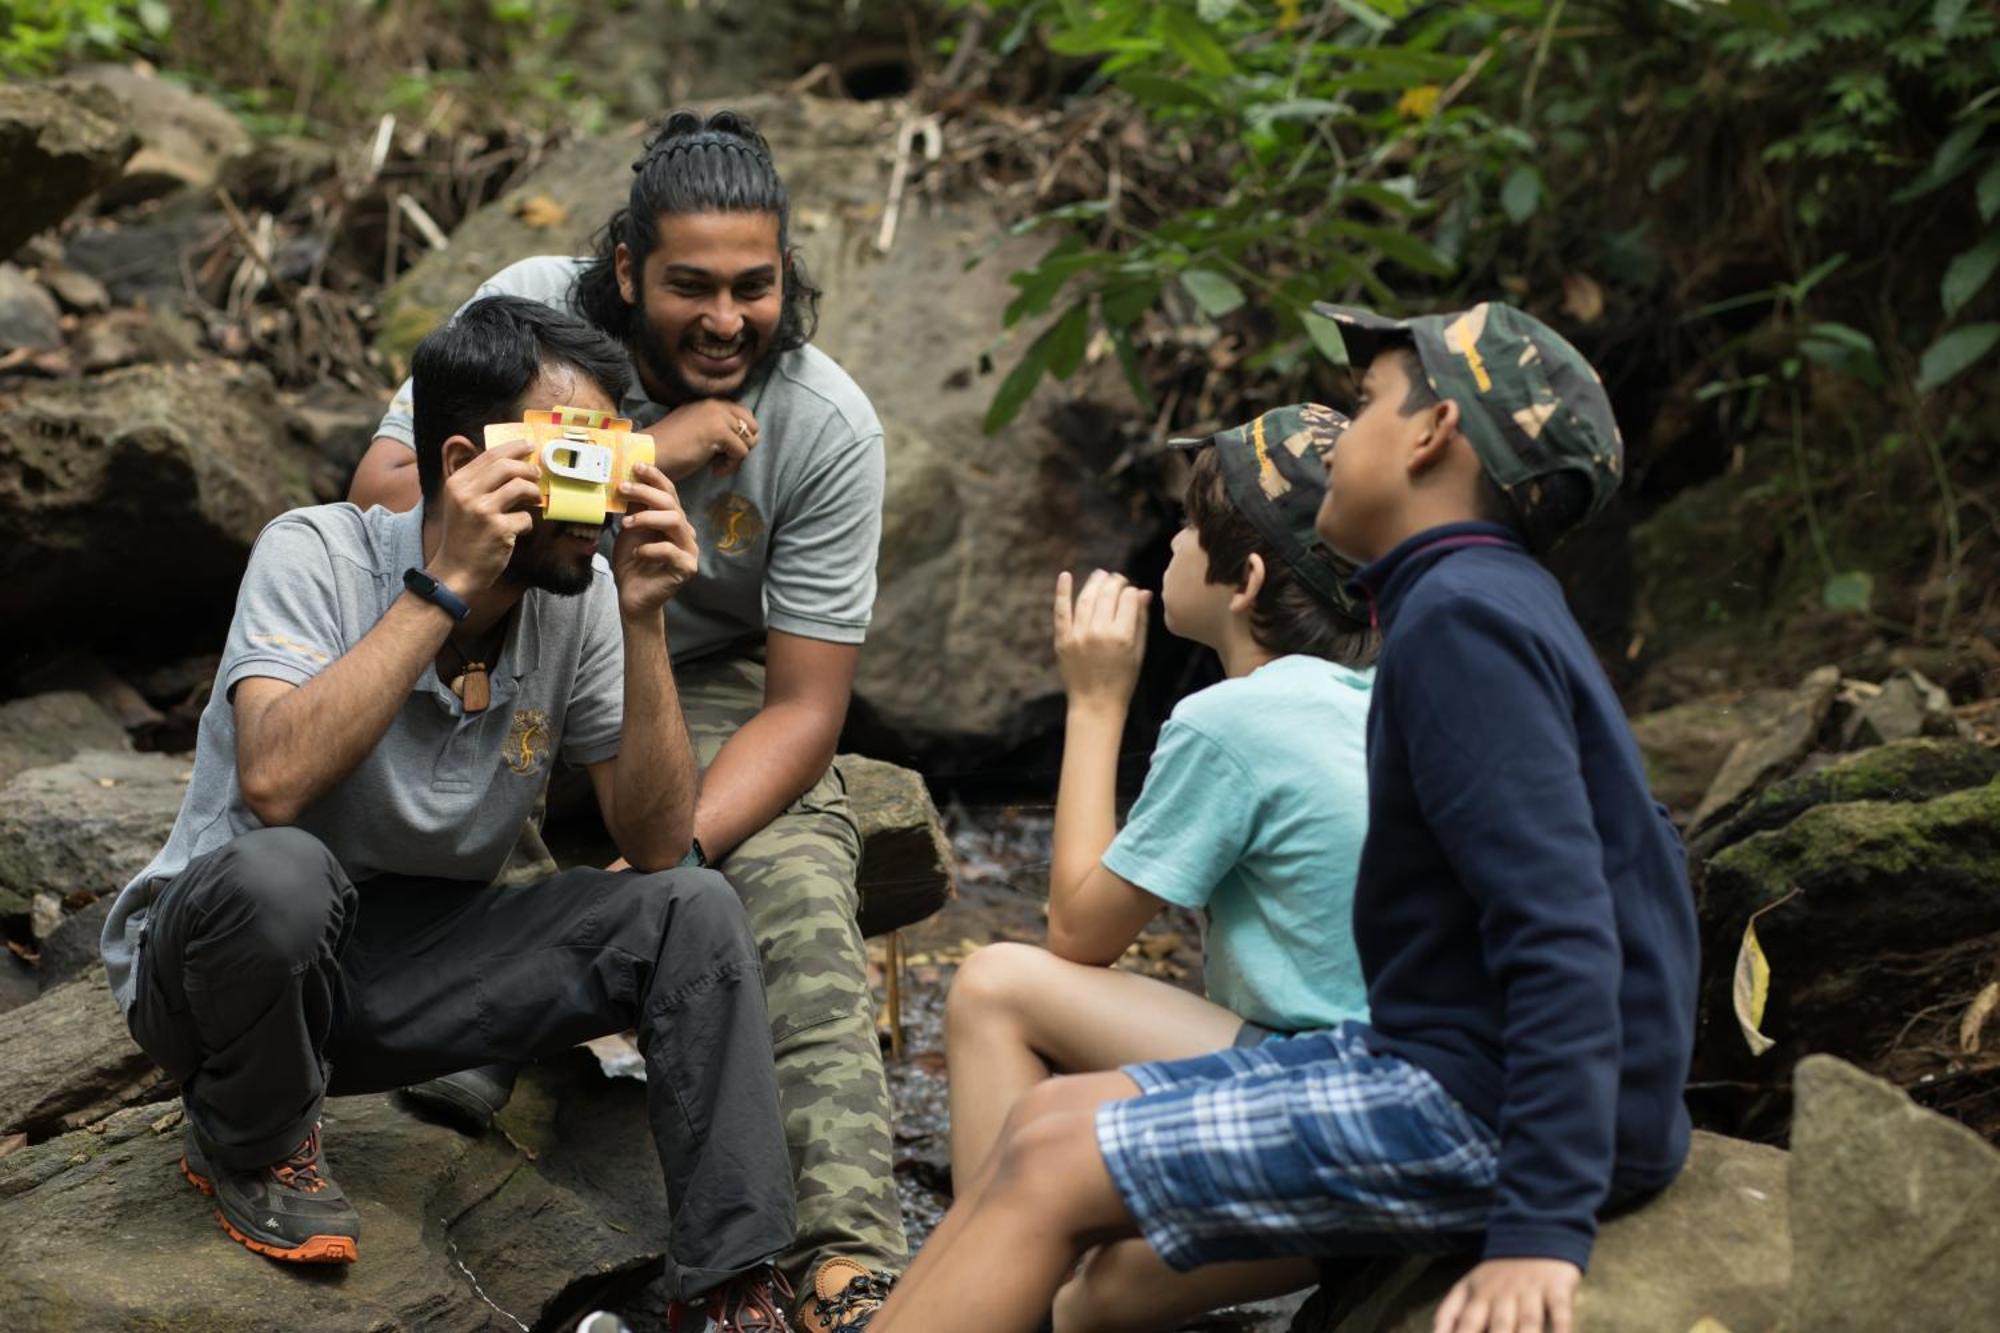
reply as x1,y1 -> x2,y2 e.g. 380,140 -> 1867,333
126,825 -> 795,1299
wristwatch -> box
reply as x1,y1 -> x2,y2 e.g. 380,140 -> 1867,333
403,567 -> 470,623
679,837 -> 708,869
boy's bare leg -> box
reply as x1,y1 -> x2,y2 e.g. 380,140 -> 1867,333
1053,1241 -> 1318,1333
877,1071 -> 1145,1333
946,943 -> 1245,1186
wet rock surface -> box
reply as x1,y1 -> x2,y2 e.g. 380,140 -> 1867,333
0,80 -> 137,260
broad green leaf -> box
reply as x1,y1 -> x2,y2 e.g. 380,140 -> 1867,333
1332,219 -> 1455,277
1100,279 -> 1161,329
1181,268 -> 1247,316
137,0 -> 172,37
1798,322 -> 1883,387
1647,155 -> 1688,193
984,341 -> 1048,433
1197,0 -> 1239,21
1943,234 -> 2000,316
1111,329 -> 1158,413
1724,0 -> 1790,33
1501,165 -> 1543,224
1342,180 -> 1431,216
1157,7 -> 1235,78
1934,0 -> 1972,37
1300,309 -> 1350,366
1893,121 -> 1987,203
1822,570 -> 1874,615
1041,301 -> 1092,379
1980,157 -> 2000,222
1915,322 -> 2000,394
1115,72 -> 1223,111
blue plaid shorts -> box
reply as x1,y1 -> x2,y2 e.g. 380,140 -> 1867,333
1095,1023 -> 1500,1272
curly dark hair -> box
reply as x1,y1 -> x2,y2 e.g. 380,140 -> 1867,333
1184,446 -> 1376,667
572,109 -> 821,354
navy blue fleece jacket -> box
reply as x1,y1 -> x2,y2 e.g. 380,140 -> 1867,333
1349,522 -> 1698,1271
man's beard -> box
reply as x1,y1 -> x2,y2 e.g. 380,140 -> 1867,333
629,297 -> 780,405
501,519 -> 602,597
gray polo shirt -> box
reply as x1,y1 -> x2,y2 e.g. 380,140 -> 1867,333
377,255 -> 885,662
100,502 -> 625,1012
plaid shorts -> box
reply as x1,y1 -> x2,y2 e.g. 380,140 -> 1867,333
1095,1023 -> 1500,1272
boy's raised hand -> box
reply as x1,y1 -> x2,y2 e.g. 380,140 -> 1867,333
1433,1258 -> 1580,1333
1053,569 -> 1151,709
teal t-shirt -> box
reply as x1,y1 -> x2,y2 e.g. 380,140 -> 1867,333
1102,654 -> 1373,1032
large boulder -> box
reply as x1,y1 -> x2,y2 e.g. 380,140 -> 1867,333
0,690 -> 129,786
1788,1055 -> 2000,1332
844,753 -> 957,937
68,63 -> 252,206
0,1052 -> 675,1331
1628,686 -> 1796,821
1687,665 -> 1841,834
0,360 -> 319,655
378,94 -> 1150,751
1287,1131 -> 1791,1333
0,970 -> 166,1140
0,749 -> 189,919
0,80 -> 137,260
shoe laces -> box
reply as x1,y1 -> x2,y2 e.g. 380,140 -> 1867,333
812,1269 -> 894,1331
704,1266 -> 795,1332
270,1123 -> 331,1194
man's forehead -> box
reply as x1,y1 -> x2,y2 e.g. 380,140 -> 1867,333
651,211 -> 781,272
522,362 -> 614,413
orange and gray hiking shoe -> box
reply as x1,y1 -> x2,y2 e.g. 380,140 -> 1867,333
180,1121 -> 360,1263
798,1258 -> 895,1333
671,1264 -> 795,1331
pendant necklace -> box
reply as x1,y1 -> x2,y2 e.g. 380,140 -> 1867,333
440,630 -> 500,714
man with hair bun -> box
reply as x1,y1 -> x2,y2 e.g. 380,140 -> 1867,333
351,110 -> 900,1332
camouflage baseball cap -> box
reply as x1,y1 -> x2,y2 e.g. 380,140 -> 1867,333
1312,300 -> 1625,520
1173,402 -> 1359,612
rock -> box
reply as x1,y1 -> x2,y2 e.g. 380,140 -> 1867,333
843,754 -> 956,937
0,80 -> 137,260
1697,781 -> 2000,1104
1788,1055 -> 2000,1332
1629,686 -> 1796,821
0,750 -> 189,919
39,263 -> 109,313
0,1052 -> 676,1330
0,263 -> 63,351
0,691 -> 129,786
1838,668 -> 1963,750
0,970 -> 167,1139
381,95 -> 1152,751
35,894 -> 115,993
1688,665 -> 1841,834
62,196 -> 220,305
68,64 -> 252,207
0,360 -> 318,654
1286,1131 -> 1790,1333
1693,736 -> 2000,860
73,301 -> 205,371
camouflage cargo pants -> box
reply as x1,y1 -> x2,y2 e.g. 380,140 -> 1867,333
679,652 -> 908,1288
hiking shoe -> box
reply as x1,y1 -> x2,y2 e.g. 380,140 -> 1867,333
675,1264 -> 795,1332
181,1121 -> 360,1263
799,1258 -> 894,1333
396,1063 -> 517,1135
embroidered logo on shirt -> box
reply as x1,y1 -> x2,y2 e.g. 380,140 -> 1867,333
249,632 -> 331,665
705,493 -> 766,555
504,709 -> 552,776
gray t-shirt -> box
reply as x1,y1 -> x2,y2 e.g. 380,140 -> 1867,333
100,502 -> 626,1012
377,255 -> 885,662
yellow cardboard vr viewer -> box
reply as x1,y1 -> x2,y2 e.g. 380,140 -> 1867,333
482,406 -> 656,526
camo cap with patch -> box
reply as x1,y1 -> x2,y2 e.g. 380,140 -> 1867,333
1312,300 -> 1624,521
1173,402 -> 1359,613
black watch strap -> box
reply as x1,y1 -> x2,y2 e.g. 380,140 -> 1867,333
403,567 -> 471,622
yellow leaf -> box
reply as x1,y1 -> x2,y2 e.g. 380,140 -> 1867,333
1960,980 -> 2000,1054
1561,273 -> 1606,324
512,192 -> 570,230
1396,85 -> 1441,120
1278,0 -> 1303,29
1733,891 -> 1798,1057
1688,1318 -> 1735,1333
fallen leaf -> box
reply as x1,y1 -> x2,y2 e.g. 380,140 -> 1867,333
511,192 -> 569,230
1960,980 -> 2000,1054
1561,273 -> 1606,324
0,1133 -> 26,1160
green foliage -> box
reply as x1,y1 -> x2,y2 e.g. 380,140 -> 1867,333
0,0 -> 168,76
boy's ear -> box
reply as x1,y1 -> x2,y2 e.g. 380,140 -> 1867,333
615,241 -> 637,305
1406,397 -> 1463,477
1231,551 -> 1267,613
438,433 -> 482,484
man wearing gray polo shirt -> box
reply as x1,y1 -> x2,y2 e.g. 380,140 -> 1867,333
102,297 -> 797,1327
348,111 -> 900,1332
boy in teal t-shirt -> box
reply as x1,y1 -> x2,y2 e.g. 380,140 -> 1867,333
943,402 -> 1375,1330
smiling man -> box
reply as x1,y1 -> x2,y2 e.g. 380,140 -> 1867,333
349,110 -> 896,1333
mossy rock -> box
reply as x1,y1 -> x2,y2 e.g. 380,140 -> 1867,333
1695,736 -> 2000,859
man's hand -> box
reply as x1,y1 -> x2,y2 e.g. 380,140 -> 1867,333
644,399 -> 759,481
611,462 -> 701,619
1054,570 -> 1150,710
1433,1258 -> 1581,1333
430,439 -> 540,597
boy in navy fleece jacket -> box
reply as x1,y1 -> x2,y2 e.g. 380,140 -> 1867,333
873,304 -> 1696,1333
